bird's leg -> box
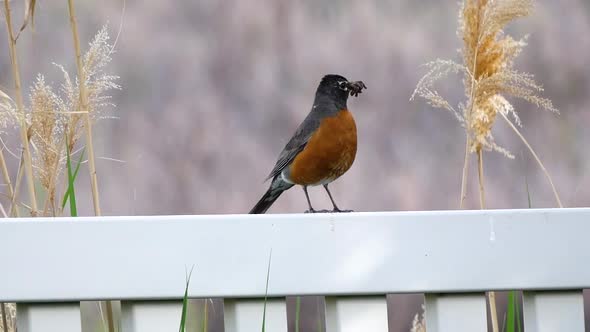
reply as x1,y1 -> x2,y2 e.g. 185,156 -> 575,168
303,186 -> 317,213
323,184 -> 353,213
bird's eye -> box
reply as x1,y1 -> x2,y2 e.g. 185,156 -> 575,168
338,82 -> 348,91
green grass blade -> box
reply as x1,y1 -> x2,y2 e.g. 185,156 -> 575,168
72,148 -> 85,185
261,249 -> 272,332
64,140 -> 77,216
61,145 -> 85,214
506,291 -> 516,332
295,297 -> 301,332
179,266 -> 194,332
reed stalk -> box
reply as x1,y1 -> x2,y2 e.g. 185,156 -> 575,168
67,0 -> 102,216
3,0 -> 38,216
67,1 -> 112,330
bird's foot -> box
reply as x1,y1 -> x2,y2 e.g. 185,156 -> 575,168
332,208 -> 354,213
305,209 -> 332,213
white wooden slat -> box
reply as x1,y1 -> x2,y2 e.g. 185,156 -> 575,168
3,208 -> 590,301
424,293 -> 487,332
523,290 -> 585,332
121,301 -> 182,332
16,303 -> 81,332
325,296 -> 388,332
223,298 -> 287,332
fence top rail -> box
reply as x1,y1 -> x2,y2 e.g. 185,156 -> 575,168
2,208 -> 589,302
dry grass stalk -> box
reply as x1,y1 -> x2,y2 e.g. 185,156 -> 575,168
0,151 -> 13,214
477,149 -> 486,209
0,201 -> 7,218
8,154 -> 23,217
500,111 -> 562,206
16,0 -> 37,40
0,303 -> 15,332
3,0 -> 38,216
488,291 -> 499,332
459,138 -> 470,208
0,303 -> 7,332
68,0 -> 102,217
0,92 -> 16,213
68,1 -> 116,329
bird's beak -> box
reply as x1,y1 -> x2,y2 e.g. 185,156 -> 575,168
347,81 -> 367,97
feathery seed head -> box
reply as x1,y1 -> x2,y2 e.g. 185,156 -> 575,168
24,26 -> 119,204
0,89 -> 17,132
413,0 -> 556,157
29,75 -> 62,192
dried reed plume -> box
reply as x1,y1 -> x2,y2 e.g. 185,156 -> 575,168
411,0 -> 562,331
2,26 -> 119,216
37,26 -> 118,215
57,26 -> 120,152
410,305 -> 426,332
411,0 -> 562,208
29,76 -> 62,214
0,91 -> 15,130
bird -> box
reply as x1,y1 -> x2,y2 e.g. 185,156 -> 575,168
249,74 -> 366,214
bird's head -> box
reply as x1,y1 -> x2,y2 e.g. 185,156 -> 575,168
316,74 -> 367,105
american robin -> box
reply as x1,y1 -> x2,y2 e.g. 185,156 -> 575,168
249,74 -> 366,214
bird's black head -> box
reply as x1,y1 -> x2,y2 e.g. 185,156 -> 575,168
314,74 -> 367,109
316,74 -> 351,103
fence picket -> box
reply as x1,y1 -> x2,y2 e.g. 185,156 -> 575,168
325,296 -> 388,332
223,298 -> 287,332
121,301 -> 182,332
16,303 -> 81,332
523,290 -> 585,332
424,293 -> 487,332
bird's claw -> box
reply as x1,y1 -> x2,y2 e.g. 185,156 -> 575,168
332,208 -> 354,213
305,209 -> 354,213
305,209 -> 332,213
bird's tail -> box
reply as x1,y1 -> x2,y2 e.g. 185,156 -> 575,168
249,176 -> 293,214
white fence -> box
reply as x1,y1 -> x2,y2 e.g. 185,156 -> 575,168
1,208 -> 589,331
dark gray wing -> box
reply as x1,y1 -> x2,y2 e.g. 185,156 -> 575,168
265,113 -> 321,181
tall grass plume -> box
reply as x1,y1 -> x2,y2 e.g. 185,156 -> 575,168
25,27 -> 119,216
410,305 -> 426,332
411,0 -> 562,331
0,25 -> 118,217
411,0 -> 562,208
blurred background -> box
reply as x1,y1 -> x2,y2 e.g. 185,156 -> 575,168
2,0 -> 589,331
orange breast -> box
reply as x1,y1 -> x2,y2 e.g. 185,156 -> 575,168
288,109 -> 357,186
